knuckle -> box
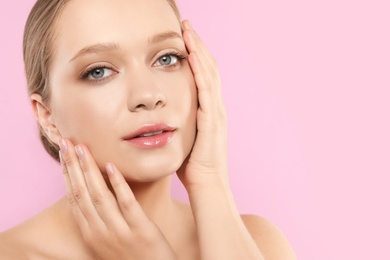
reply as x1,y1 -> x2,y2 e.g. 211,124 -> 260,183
66,192 -> 76,206
82,231 -> 94,244
111,179 -> 123,190
116,227 -> 132,242
83,227 -> 108,246
61,165 -> 69,175
83,231 -> 100,246
89,192 -> 104,207
79,158 -> 89,173
61,153 -> 73,166
72,185 -> 85,201
118,196 -> 136,211
134,232 -> 153,246
135,226 -> 160,246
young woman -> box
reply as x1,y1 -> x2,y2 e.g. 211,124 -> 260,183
0,0 -> 296,259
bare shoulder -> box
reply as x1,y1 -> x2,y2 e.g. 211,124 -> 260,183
0,207 -> 51,259
241,214 -> 297,260
0,228 -> 29,259
0,198 -> 90,260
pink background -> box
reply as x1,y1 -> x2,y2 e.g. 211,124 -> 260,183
1,0 -> 389,259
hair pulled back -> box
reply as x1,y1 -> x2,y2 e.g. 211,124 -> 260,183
23,0 -> 181,162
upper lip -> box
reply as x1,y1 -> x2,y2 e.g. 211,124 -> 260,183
123,123 -> 176,140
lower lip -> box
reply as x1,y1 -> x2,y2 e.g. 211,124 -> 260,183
125,131 -> 175,148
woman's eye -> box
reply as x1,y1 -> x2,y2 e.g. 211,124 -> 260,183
82,67 -> 115,81
154,53 -> 185,67
156,55 -> 178,66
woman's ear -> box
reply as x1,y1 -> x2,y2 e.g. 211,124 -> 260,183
30,94 -> 62,145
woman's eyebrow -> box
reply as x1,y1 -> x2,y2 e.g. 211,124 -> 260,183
69,31 -> 182,63
69,43 -> 119,63
148,31 -> 182,45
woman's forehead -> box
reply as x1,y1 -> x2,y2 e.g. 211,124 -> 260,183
54,0 -> 181,54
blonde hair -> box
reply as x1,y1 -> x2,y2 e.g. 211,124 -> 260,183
23,0 -> 182,162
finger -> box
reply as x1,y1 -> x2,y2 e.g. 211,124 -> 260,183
182,21 -> 223,104
182,20 -> 213,62
182,22 -> 227,129
182,20 -> 197,53
182,22 -> 227,128
182,21 -> 219,75
188,52 -> 214,109
75,144 -> 116,206
60,151 -> 89,231
188,51 -> 225,121
182,20 -> 214,75
59,139 -> 105,228
105,163 -> 152,230
75,144 -> 128,228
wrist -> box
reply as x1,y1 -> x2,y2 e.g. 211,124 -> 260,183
185,176 -> 263,260
186,178 -> 239,219
181,165 -> 230,191
185,175 -> 228,193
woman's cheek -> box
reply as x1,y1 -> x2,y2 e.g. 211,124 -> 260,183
55,94 -> 112,142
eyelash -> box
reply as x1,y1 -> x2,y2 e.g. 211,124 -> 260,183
155,51 -> 186,68
80,52 -> 186,83
80,65 -> 116,83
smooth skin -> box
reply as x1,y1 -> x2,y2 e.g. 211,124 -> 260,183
60,142 -> 178,260
0,0 -> 296,259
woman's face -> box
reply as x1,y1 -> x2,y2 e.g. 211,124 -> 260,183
48,0 -> 197,181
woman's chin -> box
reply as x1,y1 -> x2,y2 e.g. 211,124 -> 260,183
115,158 -> 184,183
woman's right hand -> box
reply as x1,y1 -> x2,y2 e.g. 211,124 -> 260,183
59,138 -> 177,260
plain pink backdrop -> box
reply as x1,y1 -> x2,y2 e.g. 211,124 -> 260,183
1,0 -> 389,259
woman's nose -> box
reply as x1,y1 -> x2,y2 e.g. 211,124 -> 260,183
126,71 -> 166,112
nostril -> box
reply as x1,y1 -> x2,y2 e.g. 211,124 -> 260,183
155,100 -> 164,108
130,95 -> 166,112
135,104 -> 146,111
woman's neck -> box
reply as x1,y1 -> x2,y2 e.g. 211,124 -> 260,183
127,175 -> 175,228
20,176 -> 197,259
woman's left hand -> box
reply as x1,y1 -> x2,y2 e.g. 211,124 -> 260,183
177,21 -> 265,260
177,20 -> 229,190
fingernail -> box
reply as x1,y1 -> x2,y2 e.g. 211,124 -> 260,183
59,152 -> 64,165
106,163 -> 115,176
75,145 -> 84,159
187,20 -> 193,29
59,139 -> 68,154
185,20 -> 193,30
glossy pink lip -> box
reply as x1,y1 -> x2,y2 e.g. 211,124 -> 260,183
123,123 -> 176,149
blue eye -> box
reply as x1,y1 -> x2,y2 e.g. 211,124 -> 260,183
154,53 -> 186,67
157,55 -> 176,66
82,66 -> 115,81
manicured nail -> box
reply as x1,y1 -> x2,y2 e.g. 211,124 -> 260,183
106,163 -> 115,176
75,145 -> 85,159
59,139 -> 68,154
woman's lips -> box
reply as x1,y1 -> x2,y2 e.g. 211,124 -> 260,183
123,123 -> 176,148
